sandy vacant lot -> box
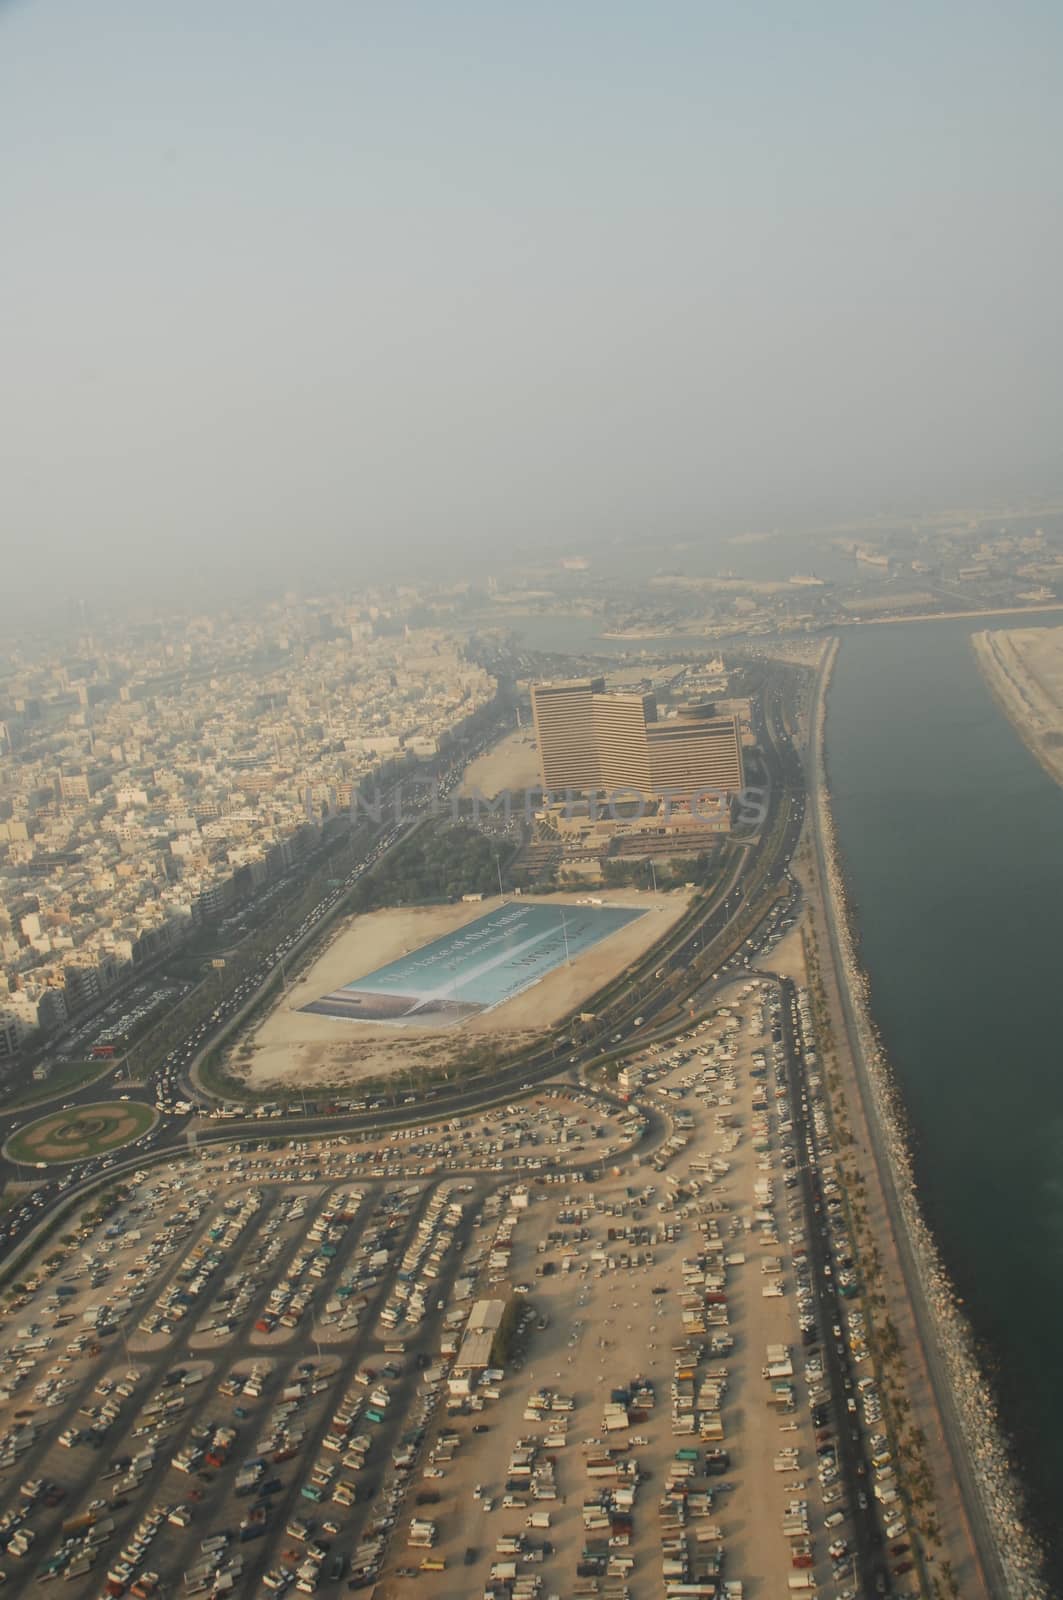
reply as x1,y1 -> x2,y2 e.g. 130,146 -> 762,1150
237,889 -> 691,1091
973,625 -> 1063,787
754,919 -> 809,985
459,726 -> 541,797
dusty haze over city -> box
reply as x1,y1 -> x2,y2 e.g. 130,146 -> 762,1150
4,9 -> 1063,1599
2,1 -> 1063,611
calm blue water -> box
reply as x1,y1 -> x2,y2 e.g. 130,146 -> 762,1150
826,615 -> 1063,1580
346,901 -> 644,1015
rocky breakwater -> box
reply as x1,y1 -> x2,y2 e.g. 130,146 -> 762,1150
814,635 -> 1047,1600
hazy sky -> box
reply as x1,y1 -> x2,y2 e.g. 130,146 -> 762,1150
2,0 -> 1062,605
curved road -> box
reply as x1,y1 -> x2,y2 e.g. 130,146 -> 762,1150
0,667 -> 810,1278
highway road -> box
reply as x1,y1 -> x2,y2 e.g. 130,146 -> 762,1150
806,643 -> 1006,1600
0,665 -> 811,1280
780,975 -> 889,1599
0,647 -> 1009,1600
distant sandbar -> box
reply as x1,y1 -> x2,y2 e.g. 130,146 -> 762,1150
972,626 -> 1063,788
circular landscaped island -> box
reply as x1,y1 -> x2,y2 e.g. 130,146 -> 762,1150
5,1100 -> 156,1166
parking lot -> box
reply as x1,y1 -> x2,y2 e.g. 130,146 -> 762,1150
0,988 -> 914,1600
0,1092 -> 631,1596
367,980 -> 847,1600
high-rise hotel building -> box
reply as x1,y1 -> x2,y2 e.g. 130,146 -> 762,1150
527,677 -> 604,792
530,678 -> 743,801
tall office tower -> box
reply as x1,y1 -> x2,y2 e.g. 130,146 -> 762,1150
593,691 -> 656,794
646,705 -> 744,797
530,677 -> 605,791
531,679 -> 744,800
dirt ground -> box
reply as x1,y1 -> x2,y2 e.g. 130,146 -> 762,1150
379,977 -> 840,1600
459,727 -> 541,797
972,625 -> 1063,786
237,889 -> 692,1092
754,921 -> 809,985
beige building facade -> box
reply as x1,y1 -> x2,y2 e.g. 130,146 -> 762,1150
531,678 -> 744,802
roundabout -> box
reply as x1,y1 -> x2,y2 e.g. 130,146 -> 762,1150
5,1100 -> 156,1166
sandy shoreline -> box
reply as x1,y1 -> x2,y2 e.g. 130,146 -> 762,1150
972,626 -> 1063,788
842,601 -> 1063,627
236,889 -> 692,1091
